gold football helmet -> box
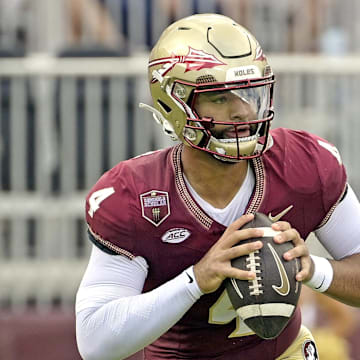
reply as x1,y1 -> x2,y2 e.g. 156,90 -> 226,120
141,13 -> 275,162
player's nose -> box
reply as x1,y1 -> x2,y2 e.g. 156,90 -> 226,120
229,97 -> 253,121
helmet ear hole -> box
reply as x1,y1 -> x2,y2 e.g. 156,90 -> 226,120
158,100 -> 172,113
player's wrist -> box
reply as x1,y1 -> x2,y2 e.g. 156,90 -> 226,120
192,263 -> 219,294
304,255 -> 334,292
182,266 -> 204,300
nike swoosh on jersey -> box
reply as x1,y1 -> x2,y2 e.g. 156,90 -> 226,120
268,205 -> 294,222
267,243 -> 290,296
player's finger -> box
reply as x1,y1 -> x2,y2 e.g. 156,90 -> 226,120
221,227 -> 264,248
222,266 -> 257,281
224,214 -> 254,235
273,228 -> 301,245
283,243 -> 308,261
224,240 -> 263,259
296,256 -> 312,282
271,221 -> 291,231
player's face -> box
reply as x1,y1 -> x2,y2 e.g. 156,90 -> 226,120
194,89 -> 259,139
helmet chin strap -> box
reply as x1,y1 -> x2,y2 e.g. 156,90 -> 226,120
207,127 -> 274,163
139,103 -> 178,140
212,153 -> 243,163
208,137 -> 254,163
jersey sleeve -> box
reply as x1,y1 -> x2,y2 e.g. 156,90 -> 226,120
298,131 -> 347,227
85,163 -> 138,258
269,129 -> 348,232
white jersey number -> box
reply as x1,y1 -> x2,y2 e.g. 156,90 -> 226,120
209,290 -> 254,338
88,187 -> 115,218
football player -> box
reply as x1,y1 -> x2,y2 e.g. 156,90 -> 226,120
76,14 -> 360,360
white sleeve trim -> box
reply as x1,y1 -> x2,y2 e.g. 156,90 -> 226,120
76,245 -> 203,360
315,184 -> 360,260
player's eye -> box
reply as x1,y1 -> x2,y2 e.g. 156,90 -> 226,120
210,95 -> 227,104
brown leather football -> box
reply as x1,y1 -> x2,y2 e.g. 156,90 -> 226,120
225,212 -> 301,339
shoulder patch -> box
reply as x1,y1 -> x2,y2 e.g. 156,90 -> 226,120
140,190 -> 170,227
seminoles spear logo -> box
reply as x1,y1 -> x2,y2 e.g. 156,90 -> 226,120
149,47 -> 226,83
254,45 -> 267,62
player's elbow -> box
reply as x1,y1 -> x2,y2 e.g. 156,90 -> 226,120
77,344 -> 115,360
76,309 -> 129,360
77,343 -> 104,360
77,335 -> 131,360
76,320 -> 107,360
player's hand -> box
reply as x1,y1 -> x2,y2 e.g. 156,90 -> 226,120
193,214 -> 264,294
271,221 -> 313,282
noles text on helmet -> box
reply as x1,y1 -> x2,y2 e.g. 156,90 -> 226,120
140,13 -> 275,162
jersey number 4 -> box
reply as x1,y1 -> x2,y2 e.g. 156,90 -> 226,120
209,290 -> 254,338
88,187 -> 115,218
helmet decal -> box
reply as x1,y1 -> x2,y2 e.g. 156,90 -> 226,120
225,65 -> 261,81
149,47 -> 226,83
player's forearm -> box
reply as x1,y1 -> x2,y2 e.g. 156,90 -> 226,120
326,253 -> 360,307
76,266 -> 202,360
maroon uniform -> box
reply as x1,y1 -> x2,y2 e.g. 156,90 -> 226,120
86,128 -> 347,360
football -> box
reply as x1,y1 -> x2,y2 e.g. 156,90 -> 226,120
225,212 -> 301,339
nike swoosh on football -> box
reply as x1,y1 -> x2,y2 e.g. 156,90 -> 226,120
267,243 -> 290,296
268,205 -> 294,222
230,278 -> 244,299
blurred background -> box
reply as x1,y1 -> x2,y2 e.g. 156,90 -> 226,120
0,0 -> 360,359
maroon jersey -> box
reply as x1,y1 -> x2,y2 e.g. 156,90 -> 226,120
86,128 -> 347,360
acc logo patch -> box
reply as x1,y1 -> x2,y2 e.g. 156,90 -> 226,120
140,190 -> 170,227
302,340 -> 319,360
161,228 -> 191,244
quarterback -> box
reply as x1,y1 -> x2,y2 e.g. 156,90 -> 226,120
76,14 -> 360,360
